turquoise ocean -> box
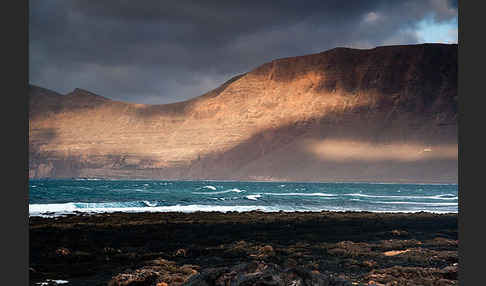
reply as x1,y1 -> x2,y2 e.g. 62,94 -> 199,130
29,180 -> 458,217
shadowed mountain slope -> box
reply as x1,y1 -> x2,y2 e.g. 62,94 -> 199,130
29,43 -> 458,183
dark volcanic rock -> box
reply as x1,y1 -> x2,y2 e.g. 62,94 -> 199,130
29,212 -> 458,286
108,259 -> 199,286
183,261 -> 355,286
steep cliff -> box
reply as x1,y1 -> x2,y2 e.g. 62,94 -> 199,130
29,43 -> 458,183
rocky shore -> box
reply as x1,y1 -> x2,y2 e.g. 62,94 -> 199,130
29,211 -> 458,286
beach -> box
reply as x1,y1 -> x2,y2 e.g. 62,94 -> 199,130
29,211 -> 458,286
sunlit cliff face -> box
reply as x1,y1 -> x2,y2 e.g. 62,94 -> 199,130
28,44 -> 458,182
305,139 -> 457,162
30,67 -> 380,162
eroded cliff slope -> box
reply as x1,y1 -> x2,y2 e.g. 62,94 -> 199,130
29,44 -> 458,183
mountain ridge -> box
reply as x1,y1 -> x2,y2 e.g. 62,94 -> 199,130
29,43 -> 458,183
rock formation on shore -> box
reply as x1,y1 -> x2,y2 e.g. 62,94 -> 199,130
29,43 -> 458,183
30,212 -> 458,285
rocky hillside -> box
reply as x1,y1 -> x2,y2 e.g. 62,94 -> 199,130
29,43 -> 458,183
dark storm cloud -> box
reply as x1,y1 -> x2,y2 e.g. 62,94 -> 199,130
29,0 -> 458,104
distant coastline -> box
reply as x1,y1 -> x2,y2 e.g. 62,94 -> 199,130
29,44 -> 457,183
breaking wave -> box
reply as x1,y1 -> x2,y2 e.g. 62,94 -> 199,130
263,192 -> 336,197
245,194 -> 262,201
192,188 -> 245,195
342,193 -> 457,200
29,202 -> 278,217
201,185 -> 217,190
29,180 -> 458,216
28,201 -> 456,218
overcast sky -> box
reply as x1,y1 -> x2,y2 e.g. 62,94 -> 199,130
29,0 -> 458,104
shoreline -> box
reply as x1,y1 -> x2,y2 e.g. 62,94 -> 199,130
29,178 -> 459,185
30,211 -> 458,285
29,209 -> 459,219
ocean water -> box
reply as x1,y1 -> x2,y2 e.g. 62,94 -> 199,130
29,180 -> 458,217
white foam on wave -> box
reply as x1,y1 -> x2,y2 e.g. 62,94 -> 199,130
29,201 -> 156,214
132,189 -> 152,193
142,201 -> 158,207
264,192 -> 336,197
29,202 -> 458,217
30,203 -> 78,214
202,185 -> 217,190
343,193 -> 457,200
29,203 -> 278,217
373,201 -> 457,206
192,188 -> 245,195
246,194 -> 262,201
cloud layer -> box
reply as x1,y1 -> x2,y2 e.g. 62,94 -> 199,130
29,0 -> 458,104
